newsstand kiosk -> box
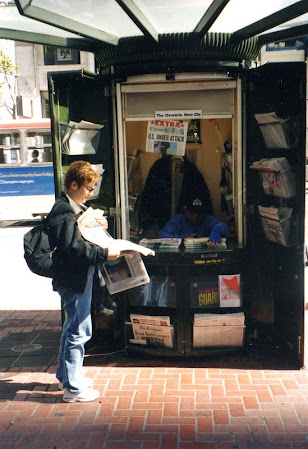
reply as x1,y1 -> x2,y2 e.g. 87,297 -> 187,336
47,60 -> 306,365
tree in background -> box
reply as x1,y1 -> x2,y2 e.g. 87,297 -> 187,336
0,48 -> 18,119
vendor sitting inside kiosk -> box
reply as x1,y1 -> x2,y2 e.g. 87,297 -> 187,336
159,197 -> 229,247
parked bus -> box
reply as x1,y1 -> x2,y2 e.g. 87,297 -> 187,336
0,119 -> 55,220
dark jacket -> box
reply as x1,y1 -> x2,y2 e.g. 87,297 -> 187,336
47,191 -> 108,293
138,156 -> 213,235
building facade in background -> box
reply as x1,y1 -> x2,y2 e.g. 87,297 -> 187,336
0,39 -> 95,120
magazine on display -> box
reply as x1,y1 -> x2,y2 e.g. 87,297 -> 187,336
219,274 -> 241,307
77,207 -> 155,294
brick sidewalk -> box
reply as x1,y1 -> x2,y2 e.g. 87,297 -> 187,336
1,311 -> 308,449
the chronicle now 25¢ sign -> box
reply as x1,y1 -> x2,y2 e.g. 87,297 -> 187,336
155,110 -> 202,119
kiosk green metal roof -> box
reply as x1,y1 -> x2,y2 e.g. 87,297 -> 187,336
0,1 -> 308,68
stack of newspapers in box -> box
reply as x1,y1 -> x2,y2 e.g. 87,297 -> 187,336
193,312 -> 245,348
184,237 -> 227,249
128,314 -> 174,348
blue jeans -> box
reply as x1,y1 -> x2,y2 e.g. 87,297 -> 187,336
56,266 -> 95,393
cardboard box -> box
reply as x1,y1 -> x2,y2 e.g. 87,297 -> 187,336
193,325 -> 245,347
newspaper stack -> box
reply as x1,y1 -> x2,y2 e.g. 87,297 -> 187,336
62,120 -> 104,155
184,237 -> 227,249
254,112 -> 294,149
128,314 -> 174,348
250,157 -> 291,171
193,312 -> 245,348
139,238 -> 182,249
258,205 -> 293,246
250,157 -> 296,198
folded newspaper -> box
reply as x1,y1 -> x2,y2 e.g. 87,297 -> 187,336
78,207 -> 155,256
78,207 -> 155,294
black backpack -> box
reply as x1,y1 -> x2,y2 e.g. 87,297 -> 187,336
23,219 -> 57,278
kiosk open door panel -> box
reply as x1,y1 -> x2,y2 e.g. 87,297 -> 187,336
245,62 -> 306,364
48,70 -> 117,231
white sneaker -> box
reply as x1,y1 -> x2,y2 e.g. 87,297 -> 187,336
58,377 -> 94,390
63,387 -> 100,403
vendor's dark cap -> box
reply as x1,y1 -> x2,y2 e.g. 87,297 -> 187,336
186,198 -> 206,213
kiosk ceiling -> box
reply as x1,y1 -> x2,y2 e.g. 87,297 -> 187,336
0,1 -> 307,66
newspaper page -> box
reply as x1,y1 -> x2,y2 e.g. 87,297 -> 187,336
146,119 -> 188,156
101,253 -> 150,295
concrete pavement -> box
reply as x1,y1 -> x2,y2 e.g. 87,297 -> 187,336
0,227 -> 60,311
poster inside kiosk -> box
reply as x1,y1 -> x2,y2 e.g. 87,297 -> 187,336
146,111 -> 202,155
146,119 -> 188,156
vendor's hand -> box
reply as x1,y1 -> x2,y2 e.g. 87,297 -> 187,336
96,216 -> 108,230
187,233 -> 196,238
207,240 -> 219,248
107,246 -> 121,260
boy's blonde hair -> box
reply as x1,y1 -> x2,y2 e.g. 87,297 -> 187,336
64,160 -> 100,190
